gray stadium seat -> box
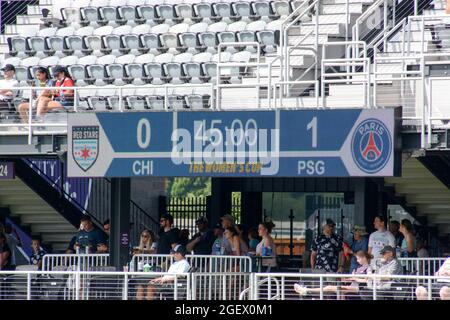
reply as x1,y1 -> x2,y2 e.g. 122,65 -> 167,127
99,6 -> 120,27
202,62 -> 217,83
140,34 -> 163,55
117,5 -> 138,26
232,2 -> 254,23
164,62 -> 186,84
68,65 -> 89,86
85,35 -> 105,56
213,3 -> 236,24
194,3 -> 216,23
156,4 -> 182,26
126,95 -> 147,110
218,31 -> 238,53
179,33 -> 200,54
80,7 -> 101,27
271,1 -> 292,18
65,35 -> 88,57
257,30 -> 277,54
124,63 -> 147,85
103,34 -> 123,56
27,36 -> 48,58
136,5 -> 160,26
186,89 -> 211,109
237,31 -> 258,53
182,62 -> 205,84
9,37 -> 28,58
14,66 -> 30,85
199,32 -> 218,54
85,64 -> 107,86
160,33 -> 183,54
88,96 -> 110,111
105,64 -> 126,85
175,4 -> 196,24
122,34 -> 144,55
252,1 -> 278,22
46,36 -> 66,58
144,63 -> 167,85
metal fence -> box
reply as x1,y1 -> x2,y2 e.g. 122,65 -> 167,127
167,196 -> 208,236
42,254 -> 110,272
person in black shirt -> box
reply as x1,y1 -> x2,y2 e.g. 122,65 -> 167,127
311,219 -> 344,273
29,237 -> 45,270
0,232 -> 12,270
157,214 -> 180,254
186,216 -> 215,255
74,216 -> 106,253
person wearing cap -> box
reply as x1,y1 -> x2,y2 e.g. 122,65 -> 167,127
366,245 -> 403,293
186,216 -> 215,255
311,219 -> 344,273
0,64 -> 18,118
345,225 -> 369,273
35,66 -> 74,119
17,67 -> 54,123
143,244 -> 191,300
368,215 -> 396,266
157,213 -> 180,254
211,224 -> 227,255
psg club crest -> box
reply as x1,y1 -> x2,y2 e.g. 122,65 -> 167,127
72,126 -> 99,172
351,118 -> 391,174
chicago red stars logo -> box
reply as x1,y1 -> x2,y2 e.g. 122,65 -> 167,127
351,119 -> 391,174
72,126 -> 99,172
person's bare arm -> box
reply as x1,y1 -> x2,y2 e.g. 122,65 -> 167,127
186,237 -> 200,252
310,251 -> 317,269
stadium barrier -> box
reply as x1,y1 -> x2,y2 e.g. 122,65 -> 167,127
42,254 -> 110,272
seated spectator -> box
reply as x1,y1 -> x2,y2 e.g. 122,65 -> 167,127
74,216 -> 106,253
18,67 -> 54,123
36,66 -> 74,119
255,222 -> 277,272
137,245 -> 190,300
366,245 -> 403,291
96,242 -> 109,254
133,229 -> 157,255
178,229 -> 189,246
224,227 -> 248,256
211,224 -> 226,255
294,250 -> 372,299
186,216 -> 215,255
344,225 -> 369,273
0,64 -> 18,120
416,239 -> 429,258
29,237 -> 45,270
415,257 -> 450,300
248,228 -> 260,252
0,232 -> 12,270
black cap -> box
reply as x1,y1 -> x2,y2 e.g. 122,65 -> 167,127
325,219 -> 336,227
379,245 -> 395,255
1,64 -> 15,72
170,244 -> 186,256
195,216 -> 208,225
52,65 -> 65,77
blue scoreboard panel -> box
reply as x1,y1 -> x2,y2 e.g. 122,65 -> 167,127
68,109 -> 398,178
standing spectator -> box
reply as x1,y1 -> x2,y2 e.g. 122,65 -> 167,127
220,214 -> 236,254
0,233 -> 12,270
18,67 -> 54,123
255,222 -> 277,272
311,219 -> 344,273
236,224 -> 249,248
344,225 -> 369,273
178,229 -> 189,246
186,216 -> 215,255
248,228 -> 260,252
389,220 -> 404,249
416,239 -> 429,258
399,219 -> 417,257
74,216 -> 106,253
133,229 -> 157,255
0,64 -> 18,119
211,224 -> 226,255
416,257 -> 450,300
224,227 -> 248,256
29,237 -> 45,270
96,242 -> 108,254
157,214 -> 179,254
36,66 -> 74,119
4,224 -> 22,270
368,215 -> 396,266
103,219 -> 110,237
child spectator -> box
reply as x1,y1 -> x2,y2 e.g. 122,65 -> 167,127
29,237 -> 45,270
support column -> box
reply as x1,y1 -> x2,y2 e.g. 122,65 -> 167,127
110,178 -> 131,270
210,178 -> 231,226
240,192 -> 262,229
354,178 -> 387,233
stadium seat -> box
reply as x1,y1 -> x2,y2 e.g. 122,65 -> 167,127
21,56 -> 41,68
237,31 -> 257,53
175,4 -> 196,24
65,35 -> 88,57
117,5 -> 139,26
86,64 -> 108,86
257,30 -> 278,53
156,4 -> 182,26
179,33 -> 200,54
99,6 -> 120,27
182,62 -> 205,84
218,31 -> 239,53
85,35 -> 105,56
247,20 -> 266,32
232,2 -> 254,23
39,56 -> 60,66
96,54 -> 116,65
271,0 -> 292,18
193,52 -> 212,63
213,3 -> 236,24
9,37 -> 28,58
199,32 -> 218,54
27,36 -> 48,58
80,7 -> 101,27
59,55 -> 79,66
140,34 -> 163,55
160,33 -> 183,54
194,3 -> 216,23
164,62 -> 186,84
202,62 -> 217,83
122,34 -> 143,55
46,36 -> 67,58
145,87 -> 165,110
115,54 -> 136,64
144,62 -> 167,84
88,96 -> 110,111
68,65 -> 89,86
103,34 -> 124,56
227,21 -> 248,33
252,2 -> 278,22
78,55 -> 98,65
134,53 -> 155,64
126,95 -> 147,110
124,63 -> 147,85
135,5 -> 160,26
105,64 -> 126,85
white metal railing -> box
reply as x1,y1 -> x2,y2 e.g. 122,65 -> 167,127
191,272 -> 251,300
42,254 -> 110,272
131,254 -> 252,273
0,270 -> 190,300
249,272 -> 450,301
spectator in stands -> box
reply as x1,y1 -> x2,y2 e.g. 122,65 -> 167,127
368,215 -> 396,268
133,229 -> 157,255
74,215 -> 106,254
311,219 -> 344,273
0,64 -> 18,119
96,242 -> 108,254
344,225 -> 369,273
220,214 -> 236,255
29,237 -> 45,270
248,228 -> 260,252
294,250 -> 372,298
236,224 -> 249,248
157,214 -> 180,254
4,224 -> 22,270
186,216 -> 215,255
18,67 -> 54,123
367,245 -> 403,292
0,232 -> 12,270
389,220 -> 404,248
447,0 -> 450,14
255,221 -> 277,272
224,227 -> 248,256
103,219 -> 110,237
140,244 -> 191,300
399,219 -> 417,257
179,229 -> 189,246
416,239 -> 429,258
211,224 -> 227,255
36,66 -> 74,119
415,257 -> 450,300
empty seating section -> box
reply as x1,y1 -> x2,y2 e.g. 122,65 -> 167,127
4,0 -> 291,111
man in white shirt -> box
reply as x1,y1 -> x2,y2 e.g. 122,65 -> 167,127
145,244 -> 190,300
0,64 -> 19,119
368,215 -> 396,267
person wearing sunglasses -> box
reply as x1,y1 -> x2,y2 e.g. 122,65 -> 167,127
156,214 -> 180,254
133,229 -> 157,255
310,219 -> 344,273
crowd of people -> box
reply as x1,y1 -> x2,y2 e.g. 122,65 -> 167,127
0,64 -> 74,123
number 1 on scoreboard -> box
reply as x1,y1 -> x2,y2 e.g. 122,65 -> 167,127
307,117 -> 318,148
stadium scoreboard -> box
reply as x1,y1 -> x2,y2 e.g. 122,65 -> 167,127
67,109 -> 399,178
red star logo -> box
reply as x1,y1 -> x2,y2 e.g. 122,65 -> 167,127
81,146 -> 90,160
